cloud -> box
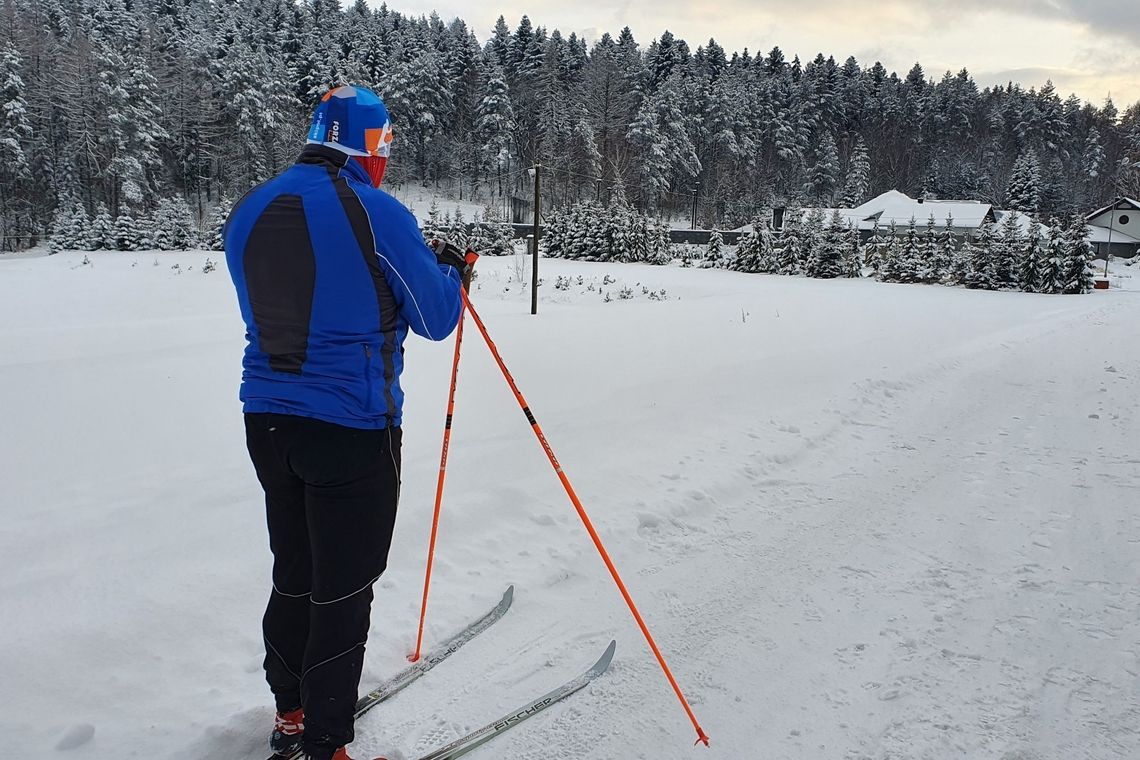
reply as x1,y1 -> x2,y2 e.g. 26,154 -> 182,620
378,0 -> 1140,105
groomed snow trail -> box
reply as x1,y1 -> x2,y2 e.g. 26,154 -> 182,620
1,253 -> 1136,760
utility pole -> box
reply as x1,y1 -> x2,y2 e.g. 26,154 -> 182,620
531,163 -> 541,315
691,180 -> 701,229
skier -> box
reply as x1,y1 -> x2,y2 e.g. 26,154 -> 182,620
223,85 -> 472,760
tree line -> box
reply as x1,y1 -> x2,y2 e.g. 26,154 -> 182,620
1,0 -> 1139,250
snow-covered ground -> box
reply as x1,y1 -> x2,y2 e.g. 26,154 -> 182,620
2,251 -> 1138,760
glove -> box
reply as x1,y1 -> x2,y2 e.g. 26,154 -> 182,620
430,239 -> 478,291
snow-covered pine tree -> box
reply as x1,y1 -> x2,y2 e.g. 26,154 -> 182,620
812,210 -> 844,278
862,222 -> 884,275
51,199 -> 91,252
151,197 -> 198,250
804,132 -> 840,205
449,207 -> 469,248
114,211 -> 141,252
423,201 -> 444,243
1018,219 -> 1044,293
0,43 -> 32,245
917,215 -> 939,283
1006,148 -> 1041,216
935,216 -> 957,284
1082,127 -> 1106,205
206,197 -> 233,252
801,207 -> 827,276
952,235 -> 975,285
879,221 -> 902,282
1040,219 -> 1067,294
90,203 -> 116,250
966,224 -> 996,289
994,211 -> 1023,289
777,215 -> 803,275
842,221 -> 862,278
1062,215 -> 1095,294
732,224 -> 763,273
702,229 -> 724,268
897,217 -> 921,283
841,136 -> 870,207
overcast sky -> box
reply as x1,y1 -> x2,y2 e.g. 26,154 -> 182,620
376,0 -> 1140,108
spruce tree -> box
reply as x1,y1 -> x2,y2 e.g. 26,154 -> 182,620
966,225 -> 996,289
952,235 -> 974,285
1062,216 -> 1095,294
879,221 -> 902,282
917,215 -> 939,283
206,197 -> 233,252
936,216 -> 957,284
897,217 -> 921,283
114,212 -> 141,252
843,221 -> 862,278
0,44 -> 32,244
1006,149 -> 1041,216
995,212 -> 1023,289
813,210 -> 844,278
732,225 -> 763,273
702,228 -> 724,268
841,137 -> 870,207
1040,219 -> 1067,294
804,132 -> 840,204
863,222 -> 885,275
1018,220 -> 1044,293
90,204 -> 116,250
777,216 -> 804,275
151,197 -> 198,250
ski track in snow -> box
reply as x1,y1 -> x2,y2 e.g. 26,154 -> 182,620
1,252 -> 1137,760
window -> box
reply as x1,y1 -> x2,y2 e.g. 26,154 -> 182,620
1119,214 -> 1130,225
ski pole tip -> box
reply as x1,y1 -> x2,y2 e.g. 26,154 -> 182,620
695,729 -> 710,747
407,653 -> 421,663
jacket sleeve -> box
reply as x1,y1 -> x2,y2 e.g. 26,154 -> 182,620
371,198 -> 462,341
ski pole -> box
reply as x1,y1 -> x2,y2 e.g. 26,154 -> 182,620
410,247 -> 477,664
460,289 -> 710,747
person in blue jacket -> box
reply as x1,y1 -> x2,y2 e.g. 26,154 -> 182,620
224,85 -> 471,760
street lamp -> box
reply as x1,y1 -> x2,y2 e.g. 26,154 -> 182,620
1103,160 -> 1140,278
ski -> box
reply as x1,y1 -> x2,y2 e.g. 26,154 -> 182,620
413,639 -> 617,760
269,586 -> 514,760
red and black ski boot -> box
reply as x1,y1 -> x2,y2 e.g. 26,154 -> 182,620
269,708 -> 304,756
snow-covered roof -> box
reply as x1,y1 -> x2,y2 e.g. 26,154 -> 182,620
853,191 -> 995,228
1086,197 -> 1140,221
1084,225 -> 1140,245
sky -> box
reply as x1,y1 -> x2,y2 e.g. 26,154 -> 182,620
374,0 -> 1140,108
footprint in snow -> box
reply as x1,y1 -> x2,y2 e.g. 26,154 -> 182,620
56,724 -> 95,751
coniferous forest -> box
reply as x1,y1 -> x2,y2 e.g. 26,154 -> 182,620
1,0 -> 1139,251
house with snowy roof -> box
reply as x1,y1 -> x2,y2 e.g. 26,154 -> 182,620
847,191 -> 997,233
734,191 -> 998,236
1085,198 -> 1140,259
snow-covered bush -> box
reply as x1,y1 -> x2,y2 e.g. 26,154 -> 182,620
150,197 -> 199,250
544,199 -> 673,264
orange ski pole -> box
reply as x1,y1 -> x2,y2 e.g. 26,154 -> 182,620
410,249 -> 477,663
460,289 -> 710,747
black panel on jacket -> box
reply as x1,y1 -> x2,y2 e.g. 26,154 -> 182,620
244,194 -> 316,375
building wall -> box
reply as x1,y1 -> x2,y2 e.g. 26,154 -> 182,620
1088,209 -> 1140,238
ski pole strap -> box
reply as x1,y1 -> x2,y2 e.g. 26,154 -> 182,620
460,289 -> 710,748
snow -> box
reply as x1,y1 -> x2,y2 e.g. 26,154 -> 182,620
2,251 -> 1139,759
853,191 -> 995,229
384,182 -> 490,222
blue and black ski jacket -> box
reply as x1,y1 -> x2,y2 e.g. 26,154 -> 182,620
223,145 -> 462,429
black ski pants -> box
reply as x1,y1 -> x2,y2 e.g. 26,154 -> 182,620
245,413 -> 402,760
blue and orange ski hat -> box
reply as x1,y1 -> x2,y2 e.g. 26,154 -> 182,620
306,85 -> 394,159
